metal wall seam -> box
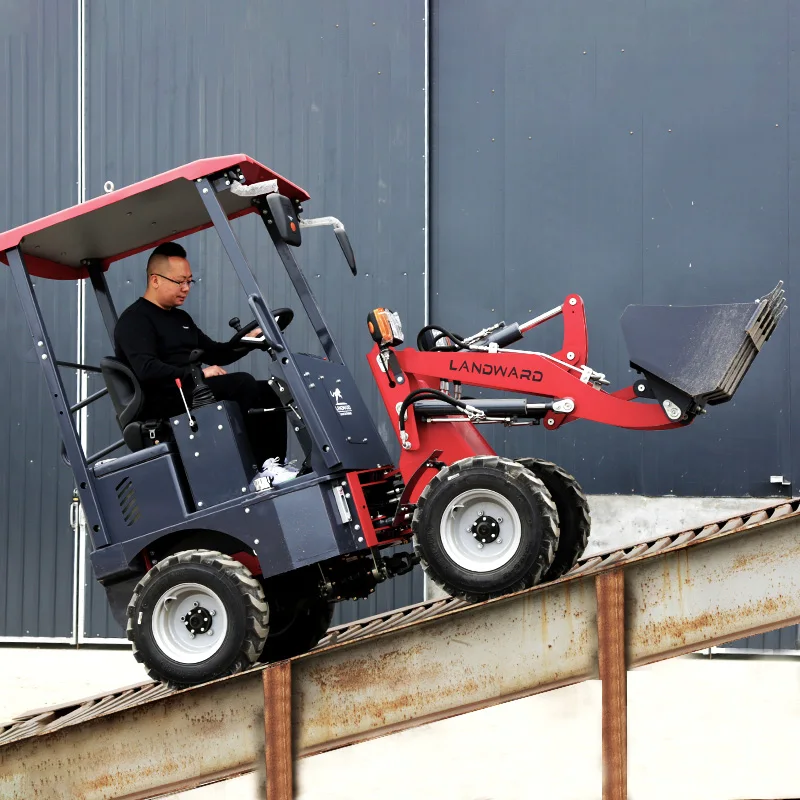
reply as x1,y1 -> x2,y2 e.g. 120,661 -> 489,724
423,0 -> 430,328
75,0 -> 88,645
421,0 -> 431,602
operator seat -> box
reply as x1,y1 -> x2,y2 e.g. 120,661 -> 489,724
100,357 -> 167,452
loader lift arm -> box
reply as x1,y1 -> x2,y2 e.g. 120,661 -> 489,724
370,282 -> 787,454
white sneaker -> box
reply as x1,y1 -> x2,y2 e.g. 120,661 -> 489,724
259,457 -> 299,487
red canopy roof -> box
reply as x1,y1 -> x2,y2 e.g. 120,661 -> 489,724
0,155 -> 310,280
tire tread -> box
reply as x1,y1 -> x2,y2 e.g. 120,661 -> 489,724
516,458 -> 591,580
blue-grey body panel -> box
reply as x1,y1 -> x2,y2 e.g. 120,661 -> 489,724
291,353 -> 392,470
171,402 -> 256,509
90,470 -> 360,581
93,451 -> 189,545
274,483 -> 359,567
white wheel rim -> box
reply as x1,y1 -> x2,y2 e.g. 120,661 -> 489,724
151,582 -> 229,664
440,488 -> 522,572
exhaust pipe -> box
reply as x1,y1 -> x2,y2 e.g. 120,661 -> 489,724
620,282 -> 786,419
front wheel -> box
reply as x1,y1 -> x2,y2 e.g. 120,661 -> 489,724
412,456 -> 559,601
126,550 -> 269,687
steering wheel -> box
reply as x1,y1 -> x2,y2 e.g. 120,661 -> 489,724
228,308 -> 294,345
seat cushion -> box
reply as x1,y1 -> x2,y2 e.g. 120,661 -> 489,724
93,441 -> 176,478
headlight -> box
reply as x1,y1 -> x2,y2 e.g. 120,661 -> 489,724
367,307 -> 404,347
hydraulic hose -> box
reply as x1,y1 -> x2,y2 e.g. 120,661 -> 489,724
415,325 -> 467,352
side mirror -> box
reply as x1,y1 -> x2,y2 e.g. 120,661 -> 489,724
265,193 -> 302,247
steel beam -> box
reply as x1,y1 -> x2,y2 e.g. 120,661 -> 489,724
596,570 -> 627,800
1,503 -> 800,799
263,662 -> 293,800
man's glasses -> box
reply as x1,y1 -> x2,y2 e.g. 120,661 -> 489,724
154,274 -> 196,288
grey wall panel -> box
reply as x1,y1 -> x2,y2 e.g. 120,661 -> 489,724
81,0 -> 426,637
0,0 -> 78,638
431,0 -> 791,497
722,625 -> 800,653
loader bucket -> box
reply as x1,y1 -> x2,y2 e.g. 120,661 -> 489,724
620,282 -> 786,408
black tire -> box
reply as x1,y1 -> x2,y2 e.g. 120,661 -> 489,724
258,593 -> 334,663
126,549 -> 269,687
516,458 -> 591,581
412,456 -> 559,601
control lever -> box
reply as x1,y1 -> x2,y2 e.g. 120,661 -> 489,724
228,316 -> 241,332
187,349 -> 215,408
174,378 -> 198,431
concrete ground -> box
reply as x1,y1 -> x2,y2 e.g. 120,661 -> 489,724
2,646 -> 800,799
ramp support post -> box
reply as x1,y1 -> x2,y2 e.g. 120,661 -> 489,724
263,661 -> 293,800
596,569 -> 627,800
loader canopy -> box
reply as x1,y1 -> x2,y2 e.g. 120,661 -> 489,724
0,155 -> 310,280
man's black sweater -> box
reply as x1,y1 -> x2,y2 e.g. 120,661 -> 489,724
114,297 -> 242,402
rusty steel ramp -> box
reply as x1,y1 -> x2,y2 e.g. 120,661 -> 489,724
2,498 -> 800,799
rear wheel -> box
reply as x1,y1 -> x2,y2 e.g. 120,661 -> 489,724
516,458 -> 591,580
412,456 -> 559,601
258,593 -> 333,663
127,549 -> 269,687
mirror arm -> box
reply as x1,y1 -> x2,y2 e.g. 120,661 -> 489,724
298,216 -> 358,275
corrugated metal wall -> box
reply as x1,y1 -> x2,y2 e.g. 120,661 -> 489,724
0,0 -> 79,640
80,0 -> 426,637
2,0 -> 797,651
430,0 -> 791,497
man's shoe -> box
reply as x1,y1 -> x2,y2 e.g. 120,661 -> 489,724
259,457 -> 299,487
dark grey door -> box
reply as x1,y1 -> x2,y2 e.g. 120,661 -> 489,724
430,0 -> 795,650
0,0 -> 79,640
80,0 -> 427,637
430,0 -> 791,496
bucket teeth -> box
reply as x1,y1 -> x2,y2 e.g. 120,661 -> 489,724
746,281 -> 786,351
712,282 -> 787,405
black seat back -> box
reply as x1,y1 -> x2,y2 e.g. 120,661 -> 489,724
100,357 -> 143,428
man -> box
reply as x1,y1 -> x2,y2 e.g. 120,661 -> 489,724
114,241 -> 286,466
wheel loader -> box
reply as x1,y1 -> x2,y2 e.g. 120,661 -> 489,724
0,155 -> 785,685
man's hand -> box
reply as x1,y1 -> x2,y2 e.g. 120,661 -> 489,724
203,365 -> 227,378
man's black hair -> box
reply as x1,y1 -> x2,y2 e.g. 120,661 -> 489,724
147,241 -> 187,276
